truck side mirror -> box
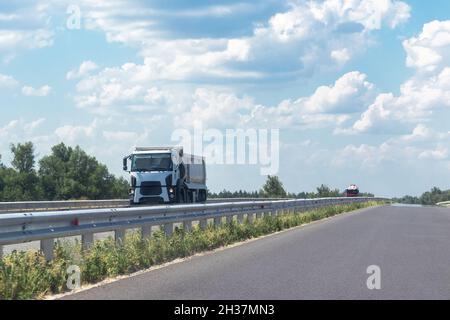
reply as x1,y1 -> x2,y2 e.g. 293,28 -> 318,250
123,157 -> 128,171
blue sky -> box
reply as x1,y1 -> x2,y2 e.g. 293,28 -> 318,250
1,0 -> 450,197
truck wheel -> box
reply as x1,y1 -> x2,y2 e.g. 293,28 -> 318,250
179,187 -> 189,203
186,190 -> 193,203
197,190 -> 207,203
175,180 -> 186,203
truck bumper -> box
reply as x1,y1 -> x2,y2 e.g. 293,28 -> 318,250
130,187 -> 174,204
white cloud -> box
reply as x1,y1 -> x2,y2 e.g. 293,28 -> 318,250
246,71 -> 374,129
0,118 -> 48,157
72,0 -> 410,83
54,120 -> 97,142
72,67 -> 375,131
71,63 -> 377,133
170,71 -> 375,129
334,124 -> 450,168
0,29 -> 54,62
0,119 -> 20,139
66,60 -> 98,80
0,13 -> 19,22
298,71 -> 374,114
333,143 -> 395,168
23,118 -> 46,134
308,0 -> 410,30
0,2 -> 55,61
418,147 -> 448,160
75,71 -> 173,115
167,3 -> 256,18
103,130 -> 139,141
341,20 -> 450,134
172,88 -> 256,128
403,20 -> 450,72
0,73 -> 18,87
22,85 -> 52,97
346,66 -> 450,134
331,48 -> 351,63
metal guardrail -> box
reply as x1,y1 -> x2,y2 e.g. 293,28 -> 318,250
0,199 -> 129,213
0,198 -> 290,213
436,201 -> 450,207
0,197 -> 384,260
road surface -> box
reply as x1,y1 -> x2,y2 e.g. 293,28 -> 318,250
62,205 -> 450,299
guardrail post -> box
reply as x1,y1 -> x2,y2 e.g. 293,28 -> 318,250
247,213 -> 254,223
256,212 -> 262,219
226,215 -> 233,224
183,221 -> 192,232
82,233 -> 94,250
40,239 -> 54,261
115,229 -> 126,244
164,223 -> 174,237
214,217 -> 222,227
199,219 -> 208,230
237,214 -> 244,224
141,225 -> 152,239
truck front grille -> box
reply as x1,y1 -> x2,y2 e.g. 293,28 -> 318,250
140,181 -> 162,196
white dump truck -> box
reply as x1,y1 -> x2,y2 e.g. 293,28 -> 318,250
123,147 -> 207,205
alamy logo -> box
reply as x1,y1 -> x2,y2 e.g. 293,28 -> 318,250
366,265 -> 381,290
171,123 -> 279,175
66,5 -> 81,30
66,265 -> 81,290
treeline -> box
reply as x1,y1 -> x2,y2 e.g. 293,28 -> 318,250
208,175 -> 374,199
0,142 -> 129,201
0,144 -> 378,202
393,187 -> 450,205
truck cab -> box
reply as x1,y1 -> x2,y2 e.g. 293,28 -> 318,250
123,147 -> 207,205
344,184 -> 359,197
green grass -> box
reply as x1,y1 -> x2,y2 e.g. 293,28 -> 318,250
0,201 -> 383,300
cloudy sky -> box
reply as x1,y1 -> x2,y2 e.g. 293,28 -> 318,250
1,0 -> 450,197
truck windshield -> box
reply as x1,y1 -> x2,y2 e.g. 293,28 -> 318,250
131,153 -> 172,172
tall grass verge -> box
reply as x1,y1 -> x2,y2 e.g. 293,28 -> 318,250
0,201 -> 383,299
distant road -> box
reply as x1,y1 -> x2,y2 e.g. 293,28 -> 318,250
63,205 -> 450,300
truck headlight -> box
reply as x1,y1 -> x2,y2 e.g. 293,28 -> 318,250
169,188 -> 174,193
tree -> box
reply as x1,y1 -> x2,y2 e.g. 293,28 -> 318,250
420,187 -> 448,205
315,184 -> 341,198
39,143 -> 72,200
39,143 -> 128,200
10,142 -> 35,173
3,142 -> 43,201
260,175 -> 287,198
0,155 -> 4,200
394,186 -> 450,205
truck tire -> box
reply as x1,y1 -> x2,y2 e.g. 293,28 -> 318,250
198,190 -> 207,203
175,180 -> 187,203
185,190 -> 193,203
182,188 -> 188,203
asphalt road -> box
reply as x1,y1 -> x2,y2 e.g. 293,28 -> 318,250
62,205 -> 450,299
